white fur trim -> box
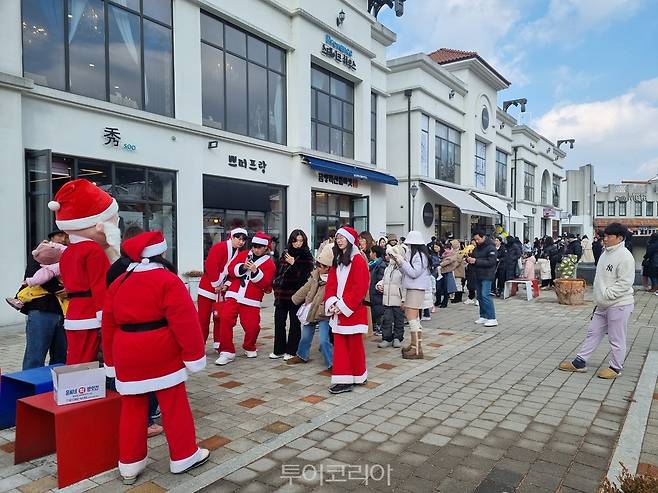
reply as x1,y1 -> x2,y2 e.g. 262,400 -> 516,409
233,263 -> 244,276
65,317 -> 101,329
170,448 -> 204,474
55,199 -> 119,231
48,200 -> 61,211
325,296 -> 339,316
231,228 -> 248,237
96,310 -> 102,322
68,234 -> 93,244
115,368 -> 187,395
330,323 -> 368,334
252,236 -> 268,246
331,370 -> 367,385
127,262 -> 165,273
213,342 -> 220,349
250,268 -> 264,283
104,364 -> 116,378
118,456 -> 148,478
197,288 -> 217,301
184,355 -> 206,373
210,278 -> 222,288
336,299 -> 353,317
336,227 -> 355,245
224,291 -> 261,307
141,240 -> 167,258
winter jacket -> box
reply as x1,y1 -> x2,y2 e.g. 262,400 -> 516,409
645,241 -> 658,270
504,240 -> 522,280
369,258 -> 387,307
273,247 -> 314,305
566,239 -> 583,261
399,249 -> 433,290
522,256 -> 536,280
19,257 -> 63,316
592,240 -> 603,265
536,258 -> 552,280
291,270 -> 329,323
470,238 -> 497,281
453,257 -> 466,279
376,262 -> 403,307
581,239 -> 595,263
593,242 -> 635,308
440,251 -> 461,274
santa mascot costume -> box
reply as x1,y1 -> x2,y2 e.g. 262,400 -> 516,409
324,226 -> 370,394
101,231 -> 209,484
215,232 -> 276,365
197,228 -> 248,350
47,179 -> 122,364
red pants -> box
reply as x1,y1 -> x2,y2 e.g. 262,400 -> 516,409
212,300 -> 225,350
118,383 -> 199,476
65,329 -> 100,364
218,298 -> 261,354
197,295 -> 214,343
332,333 -> 367,385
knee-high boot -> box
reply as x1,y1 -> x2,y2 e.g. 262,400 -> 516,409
402,319 -> 423,359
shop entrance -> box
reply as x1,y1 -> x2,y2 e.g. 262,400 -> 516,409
310,191 -> 368,250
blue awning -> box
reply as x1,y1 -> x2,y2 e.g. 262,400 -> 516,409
303,156 -> 398,186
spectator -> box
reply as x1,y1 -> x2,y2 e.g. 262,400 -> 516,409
368,245 -> 387,332
559,223 -> 635,379
493,237 -> 507,297
438,240 -> 460,307
462,240 -> 478,305
376,247 -> 405,348
592,232 -> 604,266
522,238 -> 533,255
542,237 -> 560,285
271,230 -> 314,360
387,233 -> 399,247
450,240 -> 466,303
644,233 -> 658,292
466,230 -> 498,327
377,236 -> 387,249
581,235 -> 595,263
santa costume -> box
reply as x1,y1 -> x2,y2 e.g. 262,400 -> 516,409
324,226 -> 370,392
101,231 -> 209,484
197,227 -> 248,348
216,232 -> 276,365
48,179 -> 113,364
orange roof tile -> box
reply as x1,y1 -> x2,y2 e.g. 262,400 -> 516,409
428,48 -> 511,86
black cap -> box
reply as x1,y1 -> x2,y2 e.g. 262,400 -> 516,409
567,233 -> 575,239
47,230 -> 66,239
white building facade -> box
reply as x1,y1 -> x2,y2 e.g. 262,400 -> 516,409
564,164 -> 595,238
0,0 -> 397,326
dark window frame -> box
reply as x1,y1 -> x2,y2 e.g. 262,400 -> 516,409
434,204 -> 461,240
200,10 -> 287,144
21,0 -> 175,117
475,140 -> 486,189
310,64 -> 354,158
596,201 -> 604,216
310,190 -> 368,249
619,200 -> 627,216
434,121 -> 461,184
635,201 -> 643,216
552,175 -> 561,207
495,149 -> 507,196
571,201 -> 579,216
608,201 -> 616,216
647,201 -> 654,216
524,163 -> 535,202
370,92 -> 377,164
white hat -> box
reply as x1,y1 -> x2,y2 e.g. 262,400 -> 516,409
404,230 -> 425,245
316,243 -> 334,267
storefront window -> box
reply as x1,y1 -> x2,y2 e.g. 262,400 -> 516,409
311,66 -> 354,158
25,152 -> 177,261
311,192 -> 368,250
434,205 -> 460,240
201,12 -> 286,144
202,176 -> 286,258
435,122 -> 461,184
22,0 -> 174,117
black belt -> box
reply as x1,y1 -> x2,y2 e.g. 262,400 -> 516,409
120,318 -> 167,332
67,290 -> 92,298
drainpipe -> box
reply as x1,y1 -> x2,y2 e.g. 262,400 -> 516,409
512,145 -> 518,236
405,89 -> 412,233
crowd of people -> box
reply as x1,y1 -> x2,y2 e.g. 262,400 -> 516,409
6,177 -> 642,485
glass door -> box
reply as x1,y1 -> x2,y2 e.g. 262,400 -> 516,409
25,149 -> 53,256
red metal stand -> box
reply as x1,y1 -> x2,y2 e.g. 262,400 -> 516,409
14,391 -> 121,488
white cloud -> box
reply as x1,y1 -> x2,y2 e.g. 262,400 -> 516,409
520,0 -> 645,46
534,78 -> 658,183
552,65 -> 600,99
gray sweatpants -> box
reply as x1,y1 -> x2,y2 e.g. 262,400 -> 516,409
381,305 -> 404,342
576,304 -> 634,371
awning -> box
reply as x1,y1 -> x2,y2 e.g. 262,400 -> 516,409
472,192 -> 526,222
303,155 -> 398,186
422,183 -> 497,217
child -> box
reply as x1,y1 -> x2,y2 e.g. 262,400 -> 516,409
376,246 -> 405,348
286,243 -> 334,368
522,253 -> 536,280
536,256 -> 552,288
6,241 -> 67,310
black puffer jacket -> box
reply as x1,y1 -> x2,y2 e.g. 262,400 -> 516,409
503,239 -> 522,280
369,259 -> 387,306
565,239 -> 583,261
471,238 -> 497,281
273,247 -> 314,306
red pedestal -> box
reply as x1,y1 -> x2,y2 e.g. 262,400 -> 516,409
14,391 -> 121,488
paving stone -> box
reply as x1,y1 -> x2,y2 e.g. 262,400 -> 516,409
420,433 -> 451,447
224,468 -> 259,483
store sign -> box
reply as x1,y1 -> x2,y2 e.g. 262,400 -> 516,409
102,127 -> 137,151
321,34 -> 357,70
422,202 -> 434,227
615,193 -> 647,202
543,208 -> 556,218
318,173 -> 358,188
228,155 -> 267,174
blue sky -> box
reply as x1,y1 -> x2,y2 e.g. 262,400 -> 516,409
377,0 -> 658,185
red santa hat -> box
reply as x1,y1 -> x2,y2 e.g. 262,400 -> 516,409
48,179 -> 118,231
251,231 -> 272,250
335,226 -> 358,245
122,231 -> 167,262
229,227 -> 248,238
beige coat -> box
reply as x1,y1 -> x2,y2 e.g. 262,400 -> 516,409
291,270 -> 328,323
376,262 -> 403,307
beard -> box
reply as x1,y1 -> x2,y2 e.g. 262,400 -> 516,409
102,221 -> 122,262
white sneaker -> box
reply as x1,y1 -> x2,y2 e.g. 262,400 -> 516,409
463,299 -> 475,305
244,350 -> 257,358
421,315 -> 431,321
214,352 -> 235,365
283,353 -> 294,361
475,317 -> 487,324
474,300 -> 479,306
269,353 -> 283,359
484,319 -> 499,327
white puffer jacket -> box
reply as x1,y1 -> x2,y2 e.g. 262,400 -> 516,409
376,262 -> 403,307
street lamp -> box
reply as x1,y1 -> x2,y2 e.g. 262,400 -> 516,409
410,183 -> 419,230
506,202 -> 512,234
557,139 -> 575,150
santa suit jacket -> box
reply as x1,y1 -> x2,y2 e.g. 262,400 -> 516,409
224,250 -> 275,307
101,263 -> 206,395
198,240 -> 239,301
59,237 -> 110,330
324,253 -> 370,334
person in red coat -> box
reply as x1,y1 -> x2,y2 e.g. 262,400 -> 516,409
197,228 -> 248,349
48,179 -> 120,364
215,232 -> 276,365
102,232 -> 209,484
324,226 -> 370,394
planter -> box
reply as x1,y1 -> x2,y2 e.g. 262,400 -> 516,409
185,277 -> 201,300
554,278 -> 586,305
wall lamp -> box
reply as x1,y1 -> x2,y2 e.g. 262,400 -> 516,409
336,10 -> 346,27
529,142 -> 535,149
208,140 -> 219,149
503,98 -> 527,113
557,138 -> 575,149
448,89 -> 455,99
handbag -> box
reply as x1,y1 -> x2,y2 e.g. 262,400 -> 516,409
296,303 -> 312,325
272,264 -> 290,289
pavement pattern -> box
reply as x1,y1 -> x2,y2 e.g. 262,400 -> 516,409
1,287 -> 657,492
